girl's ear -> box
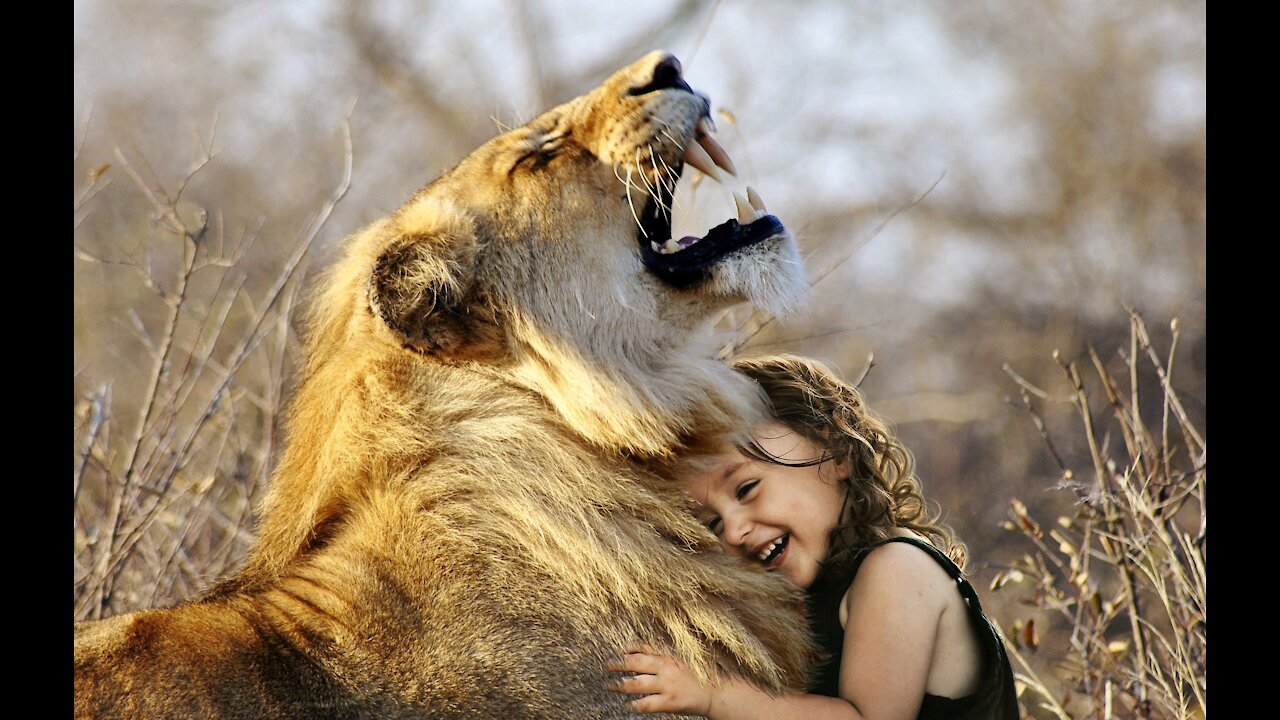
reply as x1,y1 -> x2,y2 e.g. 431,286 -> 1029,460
830,455 -> 853,483
814,427 -> 854,480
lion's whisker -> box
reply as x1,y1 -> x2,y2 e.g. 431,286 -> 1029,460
655,150 -> 676,186
648,146 -> 669,196
653,150 -> 680,222
624,167 -> 646,237
633,149 -> 657,201
613,163 -> 646,218
652,146 -> 681,223
655,156 -> 675,224
644,146 -> 670,222
613,162 -> 645,235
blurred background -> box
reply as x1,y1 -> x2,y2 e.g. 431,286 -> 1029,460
74,1 -> 1205,715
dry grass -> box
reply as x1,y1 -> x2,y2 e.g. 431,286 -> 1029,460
992,312 -> 1206,719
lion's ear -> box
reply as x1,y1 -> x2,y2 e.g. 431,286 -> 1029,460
369,200 -> 502,359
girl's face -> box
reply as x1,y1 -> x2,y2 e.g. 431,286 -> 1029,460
686,422 -> 847,589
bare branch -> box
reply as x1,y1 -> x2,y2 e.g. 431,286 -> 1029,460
730,172 -> 946,357
809,170 -> 946,293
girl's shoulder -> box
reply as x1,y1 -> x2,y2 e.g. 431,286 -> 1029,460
837,534 -> 961,629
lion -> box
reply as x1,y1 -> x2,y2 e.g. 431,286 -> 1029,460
74,51 -> 815,718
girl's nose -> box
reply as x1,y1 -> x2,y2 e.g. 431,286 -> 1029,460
722,513 -> 754,547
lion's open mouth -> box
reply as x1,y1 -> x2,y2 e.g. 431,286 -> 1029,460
637,119 -> 784,288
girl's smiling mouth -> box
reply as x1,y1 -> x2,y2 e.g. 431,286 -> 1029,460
755,533 -> 790,567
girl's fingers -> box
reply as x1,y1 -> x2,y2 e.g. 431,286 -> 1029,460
629,694 -> 669,714
607,673 -> 659,695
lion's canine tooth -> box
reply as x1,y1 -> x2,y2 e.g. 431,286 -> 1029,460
698,116 -> 718,136
682,140 -> 722,182
698,133 -> 737,177
746,186 -> 767,216
663,238 -> 682,253
650,240 -> 663,254
733,191 -> 755,224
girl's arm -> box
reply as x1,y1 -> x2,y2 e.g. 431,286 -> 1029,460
833,541 -> 954,720
607,647 -> 860,719
607,543 -> 958,720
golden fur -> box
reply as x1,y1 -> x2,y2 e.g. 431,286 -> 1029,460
74,51 -> 814,718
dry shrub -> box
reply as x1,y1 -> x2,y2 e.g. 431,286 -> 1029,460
993,311 -> 1205,719
73,123 -> 352,620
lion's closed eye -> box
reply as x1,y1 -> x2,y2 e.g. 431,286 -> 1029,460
511,132 -> 572,173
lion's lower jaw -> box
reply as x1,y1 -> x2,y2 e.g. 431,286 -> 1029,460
709,235 -> 811,320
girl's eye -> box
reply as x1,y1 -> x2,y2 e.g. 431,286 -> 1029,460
735,480 -> 759,501
704,517 -> 723,535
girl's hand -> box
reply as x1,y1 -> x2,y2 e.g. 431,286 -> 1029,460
606,644 -> 715,716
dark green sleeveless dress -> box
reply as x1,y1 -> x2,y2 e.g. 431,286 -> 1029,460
805,536 -> 1019,719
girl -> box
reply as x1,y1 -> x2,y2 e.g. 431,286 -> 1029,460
607,354 -> 1018,719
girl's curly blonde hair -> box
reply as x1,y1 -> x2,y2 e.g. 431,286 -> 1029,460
731,354 -> 968,573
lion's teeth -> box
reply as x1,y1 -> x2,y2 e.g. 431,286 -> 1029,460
697,116 -> 717,136
698,133 -> 737,177
663,238 -> 682,253
650,240 -> 663,254
746,186 -> 767,217
682,140 -> 722,182
733,191 -> 755,224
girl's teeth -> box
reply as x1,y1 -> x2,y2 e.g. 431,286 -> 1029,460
758,536 -> 784,561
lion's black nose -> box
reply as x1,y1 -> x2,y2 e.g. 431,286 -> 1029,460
629,54 -> 693,95
652,55 -> 683,87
